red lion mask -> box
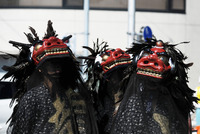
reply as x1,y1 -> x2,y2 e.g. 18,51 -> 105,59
32,36 -> 69,65
137,41 -> 171,79
100,48 -> 131,73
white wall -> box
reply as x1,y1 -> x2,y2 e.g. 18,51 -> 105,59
0,0 -> 200,89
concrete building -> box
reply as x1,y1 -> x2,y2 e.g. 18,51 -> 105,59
0,0 -> 199,91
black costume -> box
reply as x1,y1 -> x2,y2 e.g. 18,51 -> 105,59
80,41 -> 131,133
9,84 -> 92,134
1,20 -> 98,134
110,39 -> 197,134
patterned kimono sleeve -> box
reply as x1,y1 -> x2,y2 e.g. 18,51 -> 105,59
10,90 -> 37,134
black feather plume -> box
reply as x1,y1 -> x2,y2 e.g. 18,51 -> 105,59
127,39 -> 197,113
44,20 -> 57,39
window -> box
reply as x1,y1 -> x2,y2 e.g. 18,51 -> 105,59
136,0 -> 185,13
172,0 -> 185,10
0,0 -> 185,13
90,0 -> 128,10
90,0 -> 185,13
0,0 -> 82,8
0,0 -> 62,8
63,0 -> 83,9
136,0 -> 168,10
0,0 -> 19,7
19,0 -> 62,7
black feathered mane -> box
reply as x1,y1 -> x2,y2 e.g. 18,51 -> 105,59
127,38 -> 197,114
1,20 -> 78,123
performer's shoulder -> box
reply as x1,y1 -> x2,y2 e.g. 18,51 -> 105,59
25,83 -> 49,98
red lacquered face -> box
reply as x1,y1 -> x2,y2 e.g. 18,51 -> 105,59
137,41 -> 171,79
32,36 -> 69,65
100,48 -> 131,73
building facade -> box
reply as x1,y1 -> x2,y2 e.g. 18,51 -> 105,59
0,0 -> 199,90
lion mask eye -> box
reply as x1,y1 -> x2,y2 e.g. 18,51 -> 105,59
158,55 -> 169,66
141,52 -> 150,58
102,55 -> 109,62
34,43 -> 43,51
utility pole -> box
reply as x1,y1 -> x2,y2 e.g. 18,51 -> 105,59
82,0 -> 90,80
84,0 -> 89,56
127,0 -> 136,47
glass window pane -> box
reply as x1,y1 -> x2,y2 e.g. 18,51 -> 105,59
172,0 -> 184,10
90,0 -> 127,9
0,0 -> 19,7
136,0 -> 168,10
19,0 -> 62,7
63,0 -> 83,7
